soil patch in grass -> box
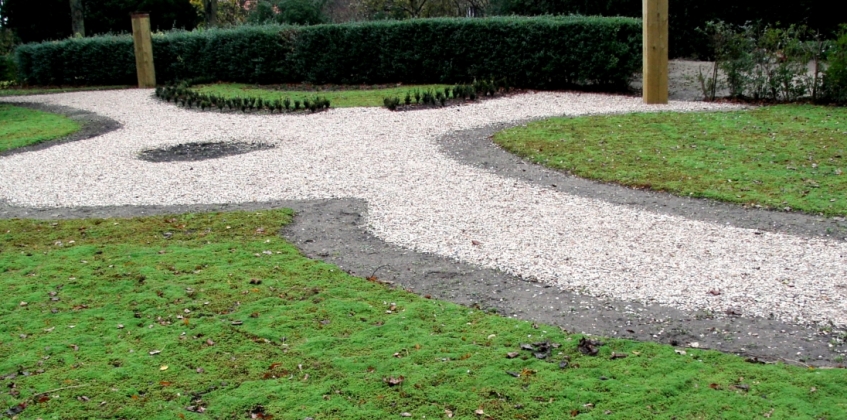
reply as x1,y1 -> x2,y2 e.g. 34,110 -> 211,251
1,210 -> 846,419
138,142 -> 275,162
494,105 -> 847,216
194,83 -> 452,108
0,104 -> 80,153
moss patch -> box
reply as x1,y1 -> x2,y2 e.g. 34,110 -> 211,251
494,105 -> 847,216
1,210 -> 845,418
0,104 -> 80,153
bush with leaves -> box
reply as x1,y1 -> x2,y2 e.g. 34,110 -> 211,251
697,21 -> 833,102
822,26 -> 847,104
14,16 -> 641,90
248,0 -> 327,25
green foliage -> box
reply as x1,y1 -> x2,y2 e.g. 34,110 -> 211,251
0,54 -> 16,82
0,104 -> 80,153
155,82 -> 330,113
823,26 -> 847,104
14,16 -> 641,90
494,105 -> 847,216
0,0 -> 199,43
697,22 -> 832,102
1,211 -> 847,418
248,0 -> 328,25
491,0 -> 841,59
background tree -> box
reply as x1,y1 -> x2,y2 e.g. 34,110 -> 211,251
0,0 -> 199,43
70,0 -> 85,36
247,0 -> 327,25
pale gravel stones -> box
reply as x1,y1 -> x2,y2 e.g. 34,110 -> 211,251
2,89 -> 845,328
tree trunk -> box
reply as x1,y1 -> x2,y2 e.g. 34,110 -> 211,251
69,0 -> 85,37
204,0 -> 218,27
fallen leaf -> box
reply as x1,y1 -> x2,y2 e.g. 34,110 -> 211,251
577,337 -> 602,356
610,352 -> 627,360
506,352 -> 520,359
160,365 -> 169,371
149,350 -> 161,355
475,408 -> 484,415
384,376 -> 404,386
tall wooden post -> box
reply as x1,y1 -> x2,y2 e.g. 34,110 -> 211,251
643,0 -> 668,104
69,0 -> 85,37
131,13 -> 156,88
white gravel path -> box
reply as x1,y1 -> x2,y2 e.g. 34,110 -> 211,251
2,89 -> 846,328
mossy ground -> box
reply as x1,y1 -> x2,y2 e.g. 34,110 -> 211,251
0,104 -> 80,153
1,211 -> 845,419
194,83 -> 451,108
0,86 -> 130,97
494,105 -> 847,216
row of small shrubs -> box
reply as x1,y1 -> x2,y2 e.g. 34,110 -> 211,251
155,83 -> 330,112
698,22 -> 847,103
14,16 -> 641,90
383,79 -> 507,110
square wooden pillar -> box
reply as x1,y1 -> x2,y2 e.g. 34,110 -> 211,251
131,13 -> 156,88
643,0 -> 668,104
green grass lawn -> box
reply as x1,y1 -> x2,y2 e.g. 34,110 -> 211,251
1,210 -> 845,419
194,83 -> 451,108
0,86 -> 130,97
0,104 -> 80,153
494,105 -> 847,216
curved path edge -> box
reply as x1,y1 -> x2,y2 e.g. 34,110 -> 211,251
0,102 -> 843,366
0,102 -> 123,158
0,198 -> 843,366
437,121 -> 847,241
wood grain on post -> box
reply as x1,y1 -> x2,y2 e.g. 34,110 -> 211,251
643,0 -> 668,104
131,13 -> 156,88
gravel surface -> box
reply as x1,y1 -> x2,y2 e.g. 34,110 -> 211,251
2,89 -> 846,332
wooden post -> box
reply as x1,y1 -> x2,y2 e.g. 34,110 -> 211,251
131,13 -> 156,88
643,0 -> 668,104
69,0 -> 85,37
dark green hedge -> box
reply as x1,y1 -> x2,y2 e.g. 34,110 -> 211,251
14,16 -> 641,89
492,0 -> 842,59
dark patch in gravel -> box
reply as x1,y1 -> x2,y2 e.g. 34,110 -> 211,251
0,198 -> 843,366
437,122 -> 847,241
0,102 -> 122,158
137,141 -> 275,162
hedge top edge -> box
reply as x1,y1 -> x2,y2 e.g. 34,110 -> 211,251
14,16 -> 643,89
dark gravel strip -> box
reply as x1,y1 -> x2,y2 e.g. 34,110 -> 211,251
437,122 -> 847,241
0,102 -> 122,158
1,104 -> 844,366
0,198 -> 843,366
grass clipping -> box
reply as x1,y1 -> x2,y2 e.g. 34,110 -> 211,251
1,210 -> 845,418
494,105 -> 847,216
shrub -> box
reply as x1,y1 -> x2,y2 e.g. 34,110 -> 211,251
492,0 -> 841,59
823,26 -> 847,104
697,21 -> 833,102
14,16 -> 641,90
0,54 -> 16,81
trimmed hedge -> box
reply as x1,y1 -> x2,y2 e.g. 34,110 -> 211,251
14,16 -> 641,89
493,0 -> 842,59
